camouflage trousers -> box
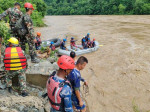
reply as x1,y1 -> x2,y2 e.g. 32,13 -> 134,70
6,69 -> 27,92
20,35 -> 36,57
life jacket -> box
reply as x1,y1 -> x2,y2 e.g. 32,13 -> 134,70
46,71 -> 71,111
70,40 -> 75,46
87,41 -> 91,45
3,47 -> 27,71
91,41 -> 95,47
50,45 -> 55,51
35,37 -> 41,45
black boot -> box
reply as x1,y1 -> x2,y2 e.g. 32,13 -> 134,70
8,87 -> 12,93
21,92 -> 28,97
31,54 -> 40,63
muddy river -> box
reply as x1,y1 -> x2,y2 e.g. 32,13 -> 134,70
37,15 -> 150,112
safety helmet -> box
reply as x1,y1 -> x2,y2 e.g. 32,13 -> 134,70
83,38 -> 86,42
51,41 -> 54,44
87,33 -> 90,35
63,39 -> 66,42
93,38 -> 95,41
37,32 -> 41,36
88,38 -> 90,40
24,3 -> 34,10
8,37 -> 19,45
57,55 -> 75,70
71,37 -> 74,39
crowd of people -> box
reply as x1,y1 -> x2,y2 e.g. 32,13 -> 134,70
0,2 -> 90,112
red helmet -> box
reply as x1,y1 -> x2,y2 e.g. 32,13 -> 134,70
24,3 -> 34,10
93,38 -> 95,41
37,32 -> 41,36
57,55 -> 75,70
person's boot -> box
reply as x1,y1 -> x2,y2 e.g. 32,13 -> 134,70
31,54 -> 40,63
21,92 -> 28,97
7,87 -> 12,93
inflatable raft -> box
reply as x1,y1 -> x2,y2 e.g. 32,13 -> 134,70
58,41 -> 99,56
41,38 -> 61,48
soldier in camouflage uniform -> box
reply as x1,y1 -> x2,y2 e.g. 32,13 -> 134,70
21,3 -> 40,63
4,37 -> 28,97
0,3 -> 22,37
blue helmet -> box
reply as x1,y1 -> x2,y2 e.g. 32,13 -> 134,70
71,37 -> 74,39
51,41 -> 54,44
87,33 -> 90,35
63,39 -> 66,42
88,38 -> 90,40
83,39 -> 86,42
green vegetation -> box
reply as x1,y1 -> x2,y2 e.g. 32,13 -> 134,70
0,0 -> 47,27
0,21 -> 10,44
45,0 -> 150,15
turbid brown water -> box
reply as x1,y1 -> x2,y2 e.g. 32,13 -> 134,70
36,15 -> 150,112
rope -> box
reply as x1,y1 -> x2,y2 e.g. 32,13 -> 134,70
83,84 -> 89,98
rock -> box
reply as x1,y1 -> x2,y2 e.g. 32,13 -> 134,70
14,92 -> 19,96
0,80 -> 6,89
31,108 -> 38,112
39,108 -> 45,112
19,105 -> 24,111
44,102 -> 50,112
53,62 -> 59,70
38,91 -> 43,97
48,57 -> 55,63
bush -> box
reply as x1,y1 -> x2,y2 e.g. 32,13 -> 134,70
0,21 -> 11,44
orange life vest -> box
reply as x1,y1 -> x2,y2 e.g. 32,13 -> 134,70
4,47 -> 27,70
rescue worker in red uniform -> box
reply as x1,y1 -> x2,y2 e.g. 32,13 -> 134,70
3,37 -> 28,97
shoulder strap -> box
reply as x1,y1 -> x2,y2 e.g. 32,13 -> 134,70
49,71 -> 56,78
59,80 -> 71,88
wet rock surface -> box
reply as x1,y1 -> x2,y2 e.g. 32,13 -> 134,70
0,83 -> 50,112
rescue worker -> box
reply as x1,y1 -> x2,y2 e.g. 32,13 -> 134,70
34,32 -> 42,50
0,2 -> 22,37
3,37 -> 28,97
85,33 -> 90,42
87,38 -> 92,48
50,41 -> 55,51
70,51 -> 76,61
81,36 -> 85,46
82,38 -> 87,49
47,55 -> 75,112
60,38 -> 67,50
20,2 -> 40,63
67,56 -> 88,112
70,37 -> 76,49
91,38 -> 96,48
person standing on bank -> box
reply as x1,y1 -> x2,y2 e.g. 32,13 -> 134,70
0,2 -> 22,37
67,56 -> 88,112
20,3 -> 40,63
3,37 -> 28,97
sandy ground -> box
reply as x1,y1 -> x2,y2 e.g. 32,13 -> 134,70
36,15 -> 150,112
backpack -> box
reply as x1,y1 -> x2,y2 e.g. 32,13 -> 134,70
14,15 -> 28,37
